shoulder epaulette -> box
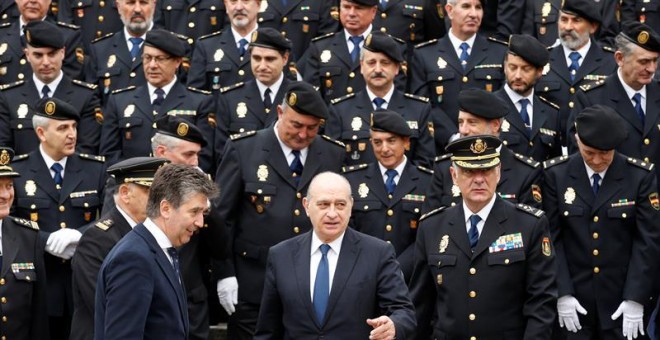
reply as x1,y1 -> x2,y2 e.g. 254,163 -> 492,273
387,34 -> 405,44
330,93 -> 355,105
188,87 -> 211,95
627,157 -> 655,171
342,163 -> 369,173
57,21 -> 80,30
220,82 -> 244,93
78,153 -> 105,162
414,39 -> 437,49
434,153 -> 452,163
580,79 -> 605,92
321,135 -> 345,148
230,130 -> 256,141
516,203 -> 545,218
91,32 -> 115,44
543,155 -> 569,169
513,153 -> 540,168
0,80 -> 25,91
12,153 -> 29,162
72,79 -> 98,90
198,30 -> 222,40
95,219 -> 114,231
404,93 -> 429,103
111,85 -> 136,94
537,95 -> 559,110
417,165 -> 434,175
487,36 -> 508,45
9,216 -> 39,231
0,23 -> 10,29
311,32 -> 337,42
602,45 -> 615,53
419,206 -> 446,221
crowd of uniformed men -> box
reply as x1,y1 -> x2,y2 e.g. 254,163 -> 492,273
1,0 -> 660,338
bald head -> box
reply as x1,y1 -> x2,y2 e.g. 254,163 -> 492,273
304,172 -> 353,243
306,172 -> 352,201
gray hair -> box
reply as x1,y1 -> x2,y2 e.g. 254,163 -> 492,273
32,114 -> 50,130
146,163 -> 218,218
615,33 -> 638,58
151,132 -> 183,153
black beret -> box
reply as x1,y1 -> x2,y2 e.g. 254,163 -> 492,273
24,20 -> 65,49
250,27 -> 292,52
508,34 -> 549,68
144,29 -> 186,57
561,0 -> 601,24
155,115 -> 208,147
346,0 -> 378,6
370,110 -> 411,137
0,147 -> 20,178
458,89 -> 508,119
363,31 -> 404,62
620,21 -> 660,53
575,105 -> 627,150
284,82 -> 328,119
34,97 -> 79,121
107,157 -> 170,187
446,135 -> 502,169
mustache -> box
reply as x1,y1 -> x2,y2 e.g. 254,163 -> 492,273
232,9 -> 248,16
560,30 -> 579,40
370,72 -> 386,78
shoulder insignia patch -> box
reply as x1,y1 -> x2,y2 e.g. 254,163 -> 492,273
12,153 -> 29,162
72,79 -> 98,90
198,30 -> 222,40
434,153 -> 452,163
230,130 -> 257,141
9,216 -> 39,230
91,32 -> 115,43
419,206 -> 446,221
537,95 -> 559,110
78,153 -> 105,162
95,219 -> 114,231
404,93 -> 430,103
417,165 -> 434,175
414,39 -> 437,49
627,157 -> 655,171
543,155 -> 569,169
321,135 -> 346,148
516,203 -> 545,218
220,82 -> 245,93
311,32 -> 337,42
111,85 -> 136,94
330,93 -> 355,105
57,21 -> 80,30
514,153 -> 540,168
0,80 -> 25,91
342,163 -> 369,173
187,87 -> 211,95
487,36 -> 508,45
580,79 -> 605,92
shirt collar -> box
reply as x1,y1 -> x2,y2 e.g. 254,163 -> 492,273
344,25 -> 372,42
273,122 -> 309,162
143,217 -> 173,250
503,83 -> 534,106
39,144 -> 68,168
562,39 -> 592,64
231,25 -> 258,47
448,29 -> 477,53
256,73 -> 285,100
617,68 -> 646,100
378,156 -> 408,179
462,193 -> 497,224
33,71 -> 64,95
116,205 -> 139,228
124,25 -> 149,42
366,85 -> 395,105
311,229 -> 345,256
583,160 -> 608,182
147,76 -> 178,98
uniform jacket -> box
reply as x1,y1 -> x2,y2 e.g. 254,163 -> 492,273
409,198 -> 557,339
542,153 -> 660,329
254,228 -> 416,339
521,0 -> 561,47
155,0 -> 226,42
95,223 -> 189,339
373,0 -> 446,52
327,89 -> 435,168
621,0 -> 660,39
57,0 -> 123,51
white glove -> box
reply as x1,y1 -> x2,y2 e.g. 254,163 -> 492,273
59,244 -> 77,260
611,300 -> 644,340
216,277 -> 238,315
557,295 -> 587,333
46,228 -> 82,257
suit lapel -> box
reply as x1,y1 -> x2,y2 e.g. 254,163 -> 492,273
592,155 -> 624,212
549,48 -> 572,84
133,86 -> 154,121
530,96 -> 548,139
497,148 -> 513,189
610,77 -> 644,133
332,32 -> 356,69
447,206 -> 472,257
52,76 -> 75,101
30,152 -> 59,202
297,139 -> 322,190
568,156 -> 595,207
263,130 -> 297,188
391,162 -> 419,206
437,37 -> 463,74
1,218 -> 19,278
575,41 -> 604,81
59,155 -> 83,205
465,35 -> 488,73
643,82 -> 660,137
113,31 -> 135,70
497,90 -> 529,137
292,233 -> 318,326
472,199 -> 507,257
160,82 -> 187,115
365,164 -> 389,205
245,81 -> 268,124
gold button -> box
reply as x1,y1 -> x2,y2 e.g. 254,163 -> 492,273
242,251 -> 247,256
644,157 -> 650,163
166,5 -> 172,10
364,205 -> 369,210
347,86 -> 353,93
2,316 -> 6,322
622,213 -> 627,218
387,209 -> 393,216
20,59 -> 26,65
239,128 -> 245,133
282,17 -> 288,23
104,72 -> 111,77
386,240 -> 391,244
188,22 -> 195,28
594,267 -> 600,273
60,222 -> 66,228
380,27 -> 387,32
211,5 -> 216,10
593,232 -> 599,239
56,184 -> 61,190
296,192 -> 302,199
570,87 -> 575,94
593,216 -> 599,222
100,0 -> 105,7
190,6 -> 196,12
1,297 -> 6,304
462,76 -> 468,83
25,276 -> 30,281
414,208 -> 419,213
98,15 -> 104,22
529,141 -> 534,147
563,211 -> 569,216
30,204 -> 36,209
386,225 -> 392,231
486,75 -> 492,80
17,124 -> 23,129
470,337 -> 477,340
504,259 -> 510,264
469,268 -> 476,275
381,12 -> 387,18
18,73 -> 24,80
59,206 -> 65,212
152,122 -> 157,128
294,209 -> 300,216
293,227 -> 300,233
593,249 -> 599,256
349,72 -> 355,78
451,202 -> 456,207
258,17 -> 264,23
0,279 -> 5,285
129,72 -> 136,78
257,189 -> 263,194
644,138 -> 650,145
469,313 -> 476,320
84,202 -> 89,208
469,291 -> 476,298
239,70 -> 245,76
569,101 -> 574,108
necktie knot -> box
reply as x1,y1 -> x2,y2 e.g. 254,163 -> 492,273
373,97 -> 386,109
320,244 -> 330,256
385,169 -> 398,195
633,93 -> 642,104
349,35 -> 364,62
129,37 -> 143,60
238,38 -> 249,56
153,88 -> 165,107
41,85 -> 51,99
568,51 -> 581,63
51,163 -> 63,185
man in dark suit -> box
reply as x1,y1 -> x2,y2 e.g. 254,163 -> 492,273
100,29 -> 215,172
214,27 -> 293,162
255,171 -> 416,339
327,31 -> 435,167
0,146 -> 49,340
409,135 -> 557,339
186,0 -> 261,92
210,82 -> 345,339
343,110 -> 432,281
95,164 -> 217,339
11,98 -> 106,340
0,20 -> 102,155
544,105 -> 660,339
423,89 -> 543,212
70,157 -> 168,340
496,34 -> 562,162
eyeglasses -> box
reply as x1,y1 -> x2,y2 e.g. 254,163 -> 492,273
142,54 -> 172,64
226,0 -> 255,5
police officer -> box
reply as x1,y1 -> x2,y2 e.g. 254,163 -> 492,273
57,0 -> 123,49
327,31 -> 435,167
535,0 -> 617,146
496,34 -> 561,162
0,20 -> 102,156
343,110 -> 433,281
187,0 -> 261,92
0,146 -> 48,340
0,0 -> 85,84
409,134 -> 557,339
0,2 -> 19,24
408,0 -> 508,142
100,29 -> 215,172
521,0 -> 561,48
372,0 -> 446,53
70,157 -> 168,340
621,0 -> 660,39
423,89 -> 543,212
155,0 -> 225,42
215,27 -> 293,162
11,97 -> 106,340
543,105 -> 660,339
209,82 -> 344,340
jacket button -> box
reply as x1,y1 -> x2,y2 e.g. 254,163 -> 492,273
594,267 -> 600,273
469,313 -> 476,320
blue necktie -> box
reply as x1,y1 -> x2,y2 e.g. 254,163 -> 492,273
519,98 -> 531,136
167,247 -> 182,280
568,52 -> 581,82
385,169 -> 397,195
349,35 -> 364,63
592,173 -> 601,194
373,97 -> 386,109
238,38 -> 248,56
263,88 -> 272,109
290,150 -> 303,184
313,244 -> 330,323
129,37 -> 143,61
281,0 -> 287,7
41,85 -> 51,99
153,88 -> 165,113
459,42 -> 470,71
468,214 -> 481,251
51,163 -> 63,186
632,93 -> 645,125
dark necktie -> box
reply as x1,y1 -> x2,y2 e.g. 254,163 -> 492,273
592,173 -> 601,194
349,35 -> 364,63
385,169 -> 397,195
468,214 -> 481,251
129,37 -> 143,61
153,88 -> 165,113
519,98 -> 531,136
51,163 -> 63,186
568,52 -> 581,82
373,97 -> 386,109
290,150 -> 303,184
167,247 -> 182,281
263,88 -> 272,109
459,42 -> 470,71
42,85 -> 51,99
238,38 -> 248,56
632,93 -> 645,125
20,25 -> 26,47
313,244 -> 330,323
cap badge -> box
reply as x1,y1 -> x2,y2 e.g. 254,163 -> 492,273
0,150 -> 9,165
44,101 -> 56,115
638,31 -> 650,45
287,92 -> 297,106
251,31 -> 258,43
176,122 -> 189,136
470,139 -> 487,154
365,33 -> 372,47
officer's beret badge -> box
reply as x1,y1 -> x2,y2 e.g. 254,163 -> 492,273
45,101 -> 56,115
177,122 -> 189,137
